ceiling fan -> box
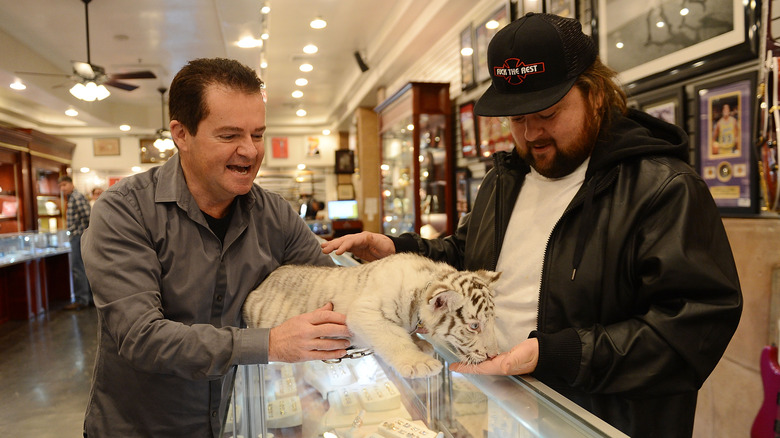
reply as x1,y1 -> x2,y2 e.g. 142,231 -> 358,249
16,0 -> 156,101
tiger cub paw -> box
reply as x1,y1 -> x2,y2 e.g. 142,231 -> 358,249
393,356 -> 443,379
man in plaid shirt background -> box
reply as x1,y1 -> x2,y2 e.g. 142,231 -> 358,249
59,175 -> 92,310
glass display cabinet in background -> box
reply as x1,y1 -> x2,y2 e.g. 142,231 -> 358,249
376,82 -> 454,239
33,166 -> 65,232
0,149 -> 23,234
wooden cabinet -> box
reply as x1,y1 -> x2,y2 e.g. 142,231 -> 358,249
375,82 -> 454,238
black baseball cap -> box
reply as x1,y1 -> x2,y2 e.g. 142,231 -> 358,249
474,13 -> 596,117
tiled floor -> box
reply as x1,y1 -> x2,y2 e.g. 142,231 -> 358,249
0,305 -> 97,437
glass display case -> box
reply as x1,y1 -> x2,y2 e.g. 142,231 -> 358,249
376,83 -> 454,239
223,340 -> 629,438
0,230 -> 71,267
34,169 -> 65,232
0,162 -> 21,234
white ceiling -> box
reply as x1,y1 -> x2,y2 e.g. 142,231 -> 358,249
0,0 -> 477,138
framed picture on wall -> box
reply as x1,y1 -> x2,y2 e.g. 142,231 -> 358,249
455,167 -> 472,218
140,138 -> 175,164
694,71 -> 758,215
595,0 -> 758,89
460,25 -> 476,90
459,102 -> 478,158
631,86 -> 685,128
475,3 -> 512,84
93,138 -> 120,156
335,150 -> 355,174
545,0 -> 577,18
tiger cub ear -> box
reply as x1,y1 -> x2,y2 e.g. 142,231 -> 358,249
428,289 -> 463,313
476,270 -> 501,284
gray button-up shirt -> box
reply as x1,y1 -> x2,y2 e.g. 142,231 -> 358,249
81,154 -> 333,437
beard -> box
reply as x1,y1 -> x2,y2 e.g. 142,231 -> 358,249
518,114 -> 601,179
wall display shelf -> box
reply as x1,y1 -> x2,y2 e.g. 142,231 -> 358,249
375,83 -> 454,239
223,339 -> 629,438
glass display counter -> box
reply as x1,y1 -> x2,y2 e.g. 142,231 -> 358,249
0,230 -> 70,267
222,340 -> 628,438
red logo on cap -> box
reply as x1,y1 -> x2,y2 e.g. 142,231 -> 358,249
493,58 -> 545,85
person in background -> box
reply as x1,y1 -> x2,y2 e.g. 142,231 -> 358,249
322,13 -> 742,438
59,175 -> 92,311
81,58 -> 350,437
89,186 -> 104,207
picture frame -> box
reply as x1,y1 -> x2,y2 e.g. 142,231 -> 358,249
140,138 -> 175,164
336,183 -> 355,200
93,137 -> 120,156
595,0 -> 759,92
631,86 -> 685,128
475,3 -> 512,84
455,167 -> 472,218
694,71 -> 758,215
334,149 -> 355,174
477,116 -> 514,159
271,137 -> 288,159
459,25 -> 477,90
459,102 -> 479,158
545,0 -> 577,18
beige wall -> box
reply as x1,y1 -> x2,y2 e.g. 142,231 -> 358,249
694,217 -> 780,437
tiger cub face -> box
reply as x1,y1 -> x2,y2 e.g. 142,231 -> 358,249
420,269 -> 501,365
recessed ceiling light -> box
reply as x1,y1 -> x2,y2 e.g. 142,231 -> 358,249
310,17 -> 327,29
260,59 -> 268,69
260,3 -> 270,14
237,37 -> 263,48
65,108 -> 79,117
295,78 -> 308,86
10,80 -> 26,90
119,124 -> 131,131
292,90 -> 303,98
299,63 -> 313,72
296,108 -> 307,117
486,20 -> 499,30
261,32 -> 269,40
131,166 -> 142,172
460,47 -> 473,56
322,129 -> 331,135
80,167 -> 90,173
303,44 -> 318,54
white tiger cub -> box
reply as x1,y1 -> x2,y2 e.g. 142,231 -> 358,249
243,253 -> 500,379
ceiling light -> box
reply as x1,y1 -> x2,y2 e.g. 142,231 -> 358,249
261,32 -> 269,40
310,17 -> 327,29
486,20 -> 499,30
237,37 -> 263,48
303,44 -> 318,54
10,80 -> 26,90
322,129 -> 331,135
65,108 -> 79,117
680,8 -> 690,16
80,167 -> 90,173
656,21 -> 665,28
70,81 -> 110,101
296,108 -> 307,117
260,3 -> 270,14
292,90 -> 303,98
295,78 -> 308,86
460,47 -> 473,56
299,63 -> 313,72
297,164 -> 306,170
119,124 -> 131,131
131,166 -> 142,172
260,59 -> 268,69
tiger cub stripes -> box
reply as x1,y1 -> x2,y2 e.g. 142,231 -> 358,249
243,253 -> 500,378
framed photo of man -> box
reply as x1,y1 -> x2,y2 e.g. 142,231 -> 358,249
694,71 -> 758,215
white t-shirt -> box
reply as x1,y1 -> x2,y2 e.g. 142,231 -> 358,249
493,158 -> 589,352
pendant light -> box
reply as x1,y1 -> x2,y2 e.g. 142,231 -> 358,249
154,87 -> 175,152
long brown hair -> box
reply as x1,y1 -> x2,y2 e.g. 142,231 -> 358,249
574,57 -> 627,131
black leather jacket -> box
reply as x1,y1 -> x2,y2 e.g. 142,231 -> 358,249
392,109 -> 742,437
